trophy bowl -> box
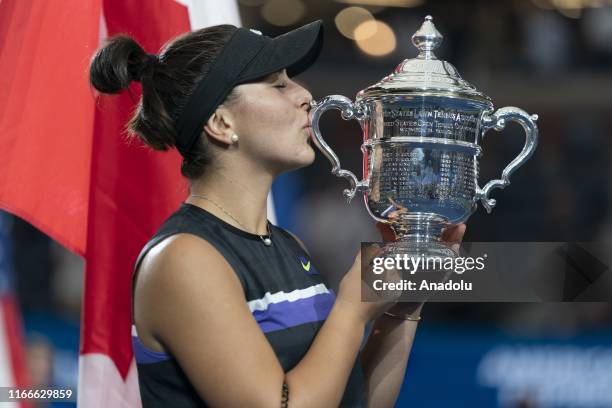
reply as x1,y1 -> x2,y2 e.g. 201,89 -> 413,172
310,16 -> 538,257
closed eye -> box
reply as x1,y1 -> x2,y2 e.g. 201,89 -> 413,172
274,82 -> 287,89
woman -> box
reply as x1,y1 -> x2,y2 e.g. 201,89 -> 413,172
89,21 -> 465,407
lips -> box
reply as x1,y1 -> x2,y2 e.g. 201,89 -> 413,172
302,123 -> 313,140
304,111 -> 313,129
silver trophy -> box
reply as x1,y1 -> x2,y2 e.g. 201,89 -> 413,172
311,16 -> 538,257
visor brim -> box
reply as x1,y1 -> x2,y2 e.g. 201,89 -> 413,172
238,20 -> 323,83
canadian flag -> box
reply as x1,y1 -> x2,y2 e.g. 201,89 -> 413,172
0,0 -> 241,406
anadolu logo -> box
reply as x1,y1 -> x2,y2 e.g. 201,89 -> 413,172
297,255 -> 319,276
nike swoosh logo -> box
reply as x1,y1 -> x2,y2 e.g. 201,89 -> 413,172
301,260 -> 311,272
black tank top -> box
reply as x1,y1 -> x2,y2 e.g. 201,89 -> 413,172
131,203 -> 367,407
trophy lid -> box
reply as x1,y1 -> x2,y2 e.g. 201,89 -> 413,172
357,16 -> 491,104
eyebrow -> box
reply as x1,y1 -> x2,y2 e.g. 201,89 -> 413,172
264,70 -> 285,83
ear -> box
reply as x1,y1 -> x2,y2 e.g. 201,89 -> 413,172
203,107 -> 235,145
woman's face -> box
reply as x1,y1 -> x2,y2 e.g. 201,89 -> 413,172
227,70 -> 315,174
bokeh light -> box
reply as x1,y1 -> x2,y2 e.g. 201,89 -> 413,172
531,0 -> 612,16
531,0 -> 556,9
335,7 -> 376,40
355,20 -> 396,56
261,0 -> 306,26
553,0 -> 584,17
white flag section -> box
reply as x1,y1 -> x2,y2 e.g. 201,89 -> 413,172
175,0 -> 241,30
78,355 -> 141,408
77,1 -> 246,407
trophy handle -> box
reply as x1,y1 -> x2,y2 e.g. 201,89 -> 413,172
476,107 -> 539,213
310,95 -> 369,202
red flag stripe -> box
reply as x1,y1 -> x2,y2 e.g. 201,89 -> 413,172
79,0 -> 190,380
0,0 -> 102,256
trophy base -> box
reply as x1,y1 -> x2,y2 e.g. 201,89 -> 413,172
384,215 -> 458,267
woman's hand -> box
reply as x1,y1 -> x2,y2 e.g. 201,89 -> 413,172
337,246 -> 398,324
440,223 -> 467,254
375,222 -> 467,248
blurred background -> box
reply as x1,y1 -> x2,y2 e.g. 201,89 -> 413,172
2,0 -> 611,406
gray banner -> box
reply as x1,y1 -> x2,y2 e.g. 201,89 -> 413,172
0,387 -> 76,403
360,242 -> 612,302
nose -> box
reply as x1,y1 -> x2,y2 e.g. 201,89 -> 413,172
305,100 -> 313,114
297,86 -> 313,112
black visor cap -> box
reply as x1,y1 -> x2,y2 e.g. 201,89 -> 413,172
237,20 -> 324,83
175,20 -> 324,157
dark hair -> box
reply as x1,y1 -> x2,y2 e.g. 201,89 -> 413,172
89,25 -> 238,180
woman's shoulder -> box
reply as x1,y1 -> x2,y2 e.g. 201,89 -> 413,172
133,233 -> 245,340
133,203 -> 227,274
140,233 -> 230,280
134,233 -> 237,314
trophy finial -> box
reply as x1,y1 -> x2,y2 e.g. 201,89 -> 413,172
411,15 -> 443,58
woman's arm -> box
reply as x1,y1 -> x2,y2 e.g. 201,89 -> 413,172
360,303 -> 422,408
360,223 -> 466,407
135,233 -> 376,408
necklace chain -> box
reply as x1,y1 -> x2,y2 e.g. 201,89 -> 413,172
189,194 -> 272,246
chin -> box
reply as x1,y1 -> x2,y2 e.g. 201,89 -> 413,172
297,145 -> 316,166
280,146 -> 316,172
